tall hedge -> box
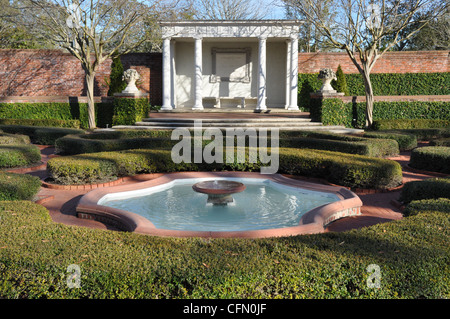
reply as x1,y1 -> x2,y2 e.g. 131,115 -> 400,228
299,72 -> 450,108
0,102 -> 114,129
112,98 -> 150,126
311,99 -> 450,129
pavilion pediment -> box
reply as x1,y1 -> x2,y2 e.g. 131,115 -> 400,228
161,20 -> 302,39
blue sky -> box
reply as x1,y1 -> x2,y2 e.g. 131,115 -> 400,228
262,0 -> 287,19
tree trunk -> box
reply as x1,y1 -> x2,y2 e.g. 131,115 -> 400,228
85,71 -> 96,129
362,67 -> 374,129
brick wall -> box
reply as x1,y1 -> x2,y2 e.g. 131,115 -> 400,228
298,50 -> 449,74
0,49 -> 162,106
0,49 -> 448,106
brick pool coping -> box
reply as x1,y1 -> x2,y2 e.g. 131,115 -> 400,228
76,171 -> 363,238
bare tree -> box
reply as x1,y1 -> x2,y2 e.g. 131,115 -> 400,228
22,0 -> 174,128
285,0 -> 336,52
283,0 -> 447,128
188,0 -> 270,20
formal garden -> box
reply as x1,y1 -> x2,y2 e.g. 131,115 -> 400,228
0,0 -> 449,305
0,55 -> 449,301
0,99 -> 449,298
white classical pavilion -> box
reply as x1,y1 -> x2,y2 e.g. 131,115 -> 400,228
160,20 -> 302,111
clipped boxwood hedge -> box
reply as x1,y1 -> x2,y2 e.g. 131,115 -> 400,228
430,138 -> 450,147
56,129 -> 398,158
55,132 -> 174,155
0,118 -> 81,128
0,125 -> 85,145
279,137 -> 399,157
0,200 -> 448,299
112,98 -> 150,126
0,172 -> 42,200
310,99 -> 450,129
403,198 -> 450,217
409,146 -> 450,173
0,145 -> 42,168
364,131 -> 417,151
400,178 -> 450,204
47,147 -> 403,189
372,119 -> 450,131
385,128 -> 450,141
0,132 -> 31,145
0,102 -> 115,129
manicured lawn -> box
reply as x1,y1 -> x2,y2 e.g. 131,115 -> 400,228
0,201 -> 448,299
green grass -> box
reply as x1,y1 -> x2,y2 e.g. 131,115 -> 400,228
0,201 -> 448,299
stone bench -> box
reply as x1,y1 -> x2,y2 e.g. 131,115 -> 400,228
203,97 -> 261,108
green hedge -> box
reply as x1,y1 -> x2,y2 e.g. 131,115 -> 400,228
112,98 -> 150,126
0,200 -> 448,298
0,118 -> 81,128
47,147 -> 402,189
0,102 -> 115,129
364,131 -> 417,151
279,136 -> 399,158
372,119 -> 450,131
0,125 -> 85,145
0,172 -> 42,201
311,99 -> 450,129
55,130 -> 173,155
400,178 -> 450,204
430,138 -> 450,146
403,198 -> 450,217
299,72 -> 450,108
409,147 -> 450,173
310,98 -> 353,127
56,129 -> 399,158
0,145 -> 41,168
0,132 -> 31,145
0,102 -> 76,123
383,128 -> 450,141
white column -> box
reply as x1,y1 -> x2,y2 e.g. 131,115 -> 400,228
257,36 -> 267,111
170,40 -> 176,108
285,39 -> 291,109
161,37 -> 172,110
288,35 -> 299,110
192,36 -> 203,110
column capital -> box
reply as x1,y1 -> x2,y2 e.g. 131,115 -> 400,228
162,36 -> 172,41
193,35 -> 203,40
258,35 -> 268,41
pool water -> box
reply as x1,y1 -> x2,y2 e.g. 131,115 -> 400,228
98,178 -> 340,232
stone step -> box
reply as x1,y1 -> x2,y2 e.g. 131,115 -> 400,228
112,125 -> 360,132
134,121 -> 320,128
157,108 -> 306,113
141,117 -> 312,123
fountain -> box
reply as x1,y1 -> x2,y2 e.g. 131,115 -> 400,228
192,180 -> 246,205
76,172 -> 363,238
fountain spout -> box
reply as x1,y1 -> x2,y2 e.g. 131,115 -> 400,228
192,180 -> 246,205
